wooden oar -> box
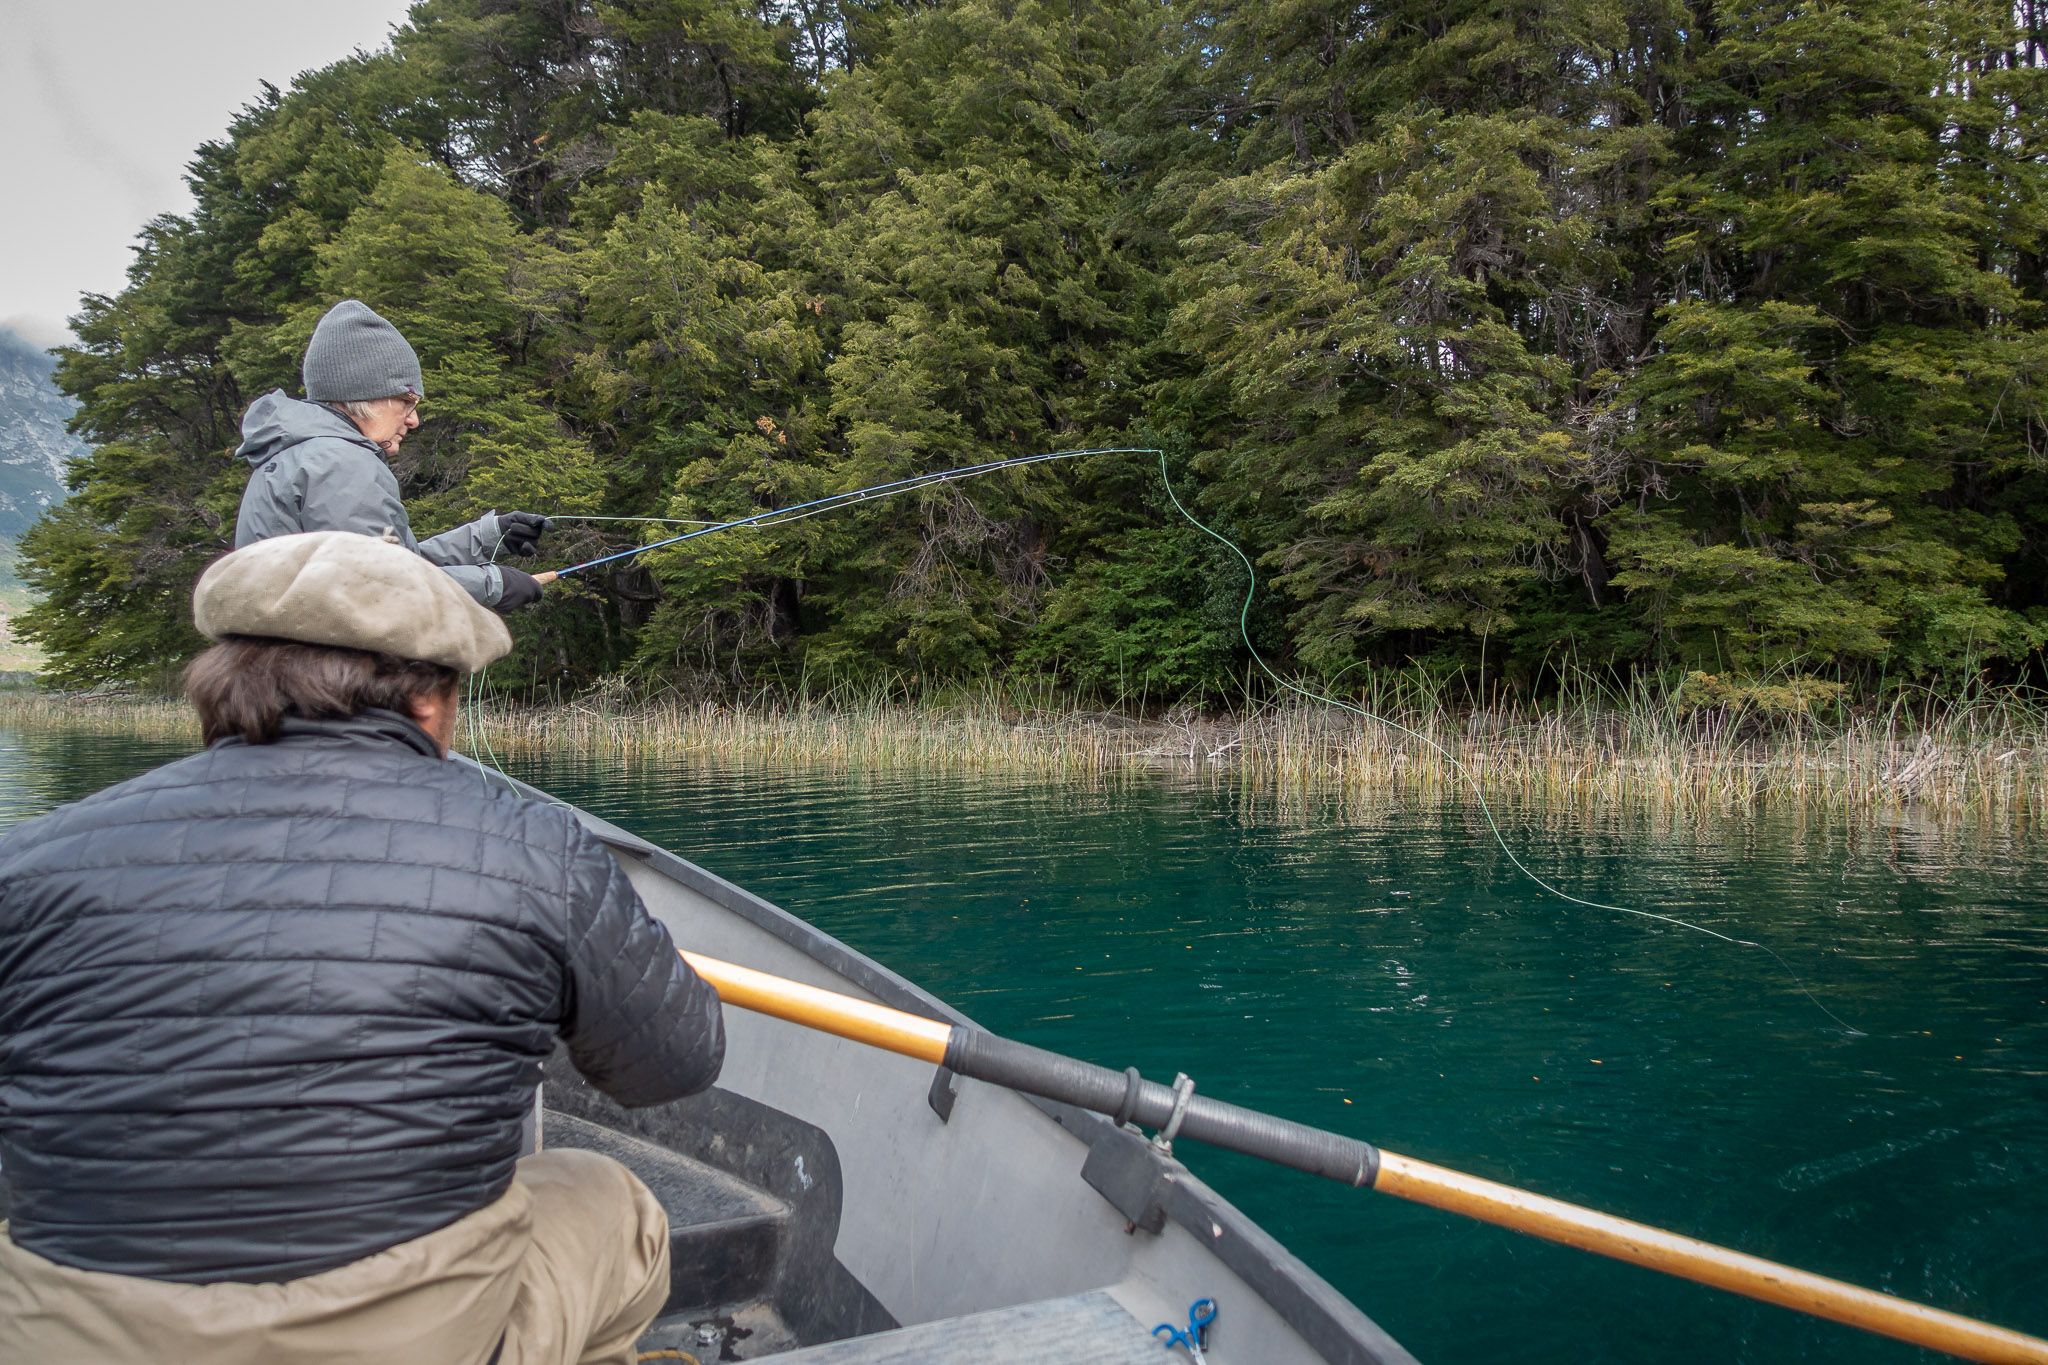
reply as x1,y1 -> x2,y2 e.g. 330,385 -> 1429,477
679,950 -> 2048,1365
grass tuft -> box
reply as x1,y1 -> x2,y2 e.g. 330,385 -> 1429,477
2,670 -> 2043,821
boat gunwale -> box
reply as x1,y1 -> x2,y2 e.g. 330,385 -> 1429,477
463,757 -> 1415,1365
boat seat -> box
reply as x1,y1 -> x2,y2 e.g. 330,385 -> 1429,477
543,1110 -> 791,1317
750,1290 -> 1165,1363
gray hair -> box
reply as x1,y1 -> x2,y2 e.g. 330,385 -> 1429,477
328,397 -> 409,425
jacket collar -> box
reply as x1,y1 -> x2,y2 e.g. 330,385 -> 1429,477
235,389 -> 382,467
212,708 -> 443,760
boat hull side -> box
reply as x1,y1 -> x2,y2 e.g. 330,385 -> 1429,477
478,767 -> 1417,1365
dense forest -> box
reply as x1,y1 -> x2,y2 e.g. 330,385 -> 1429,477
24,0 -> 2048,706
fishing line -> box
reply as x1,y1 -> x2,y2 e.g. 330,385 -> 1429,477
459,453 -> 1119,784
547,447 -> 1127,578
1153,449 -> 1864,1036
465,534 -> 527,796
457,444 -> 1859,1033
463,652 -> 516,794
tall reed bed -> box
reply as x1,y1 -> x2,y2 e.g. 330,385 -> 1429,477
468,671 -> 2048,821
4,673 -> 2044,821
464,677 -> 1137,778
0,692 -> 199,741
1225,697 -> 2045,819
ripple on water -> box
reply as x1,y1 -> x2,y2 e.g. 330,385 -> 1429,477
1,732 -> 2043,1364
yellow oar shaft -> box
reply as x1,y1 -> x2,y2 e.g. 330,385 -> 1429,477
677,949 -> 2048,1364
680,951 -> 952,1063
1373,1152 -> 2047,1364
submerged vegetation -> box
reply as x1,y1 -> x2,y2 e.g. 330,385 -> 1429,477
7,668 -> 2046,821
16,0 -> 2048,710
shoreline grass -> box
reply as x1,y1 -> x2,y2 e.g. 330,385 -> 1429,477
3,678 -> 2043,823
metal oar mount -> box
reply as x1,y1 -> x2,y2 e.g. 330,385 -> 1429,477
680,951 -> 2048,1365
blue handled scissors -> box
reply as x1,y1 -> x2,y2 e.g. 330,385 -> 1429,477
1153,1298 -> 1217,1362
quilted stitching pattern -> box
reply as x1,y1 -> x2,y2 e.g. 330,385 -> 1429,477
0,710 -> 723,1284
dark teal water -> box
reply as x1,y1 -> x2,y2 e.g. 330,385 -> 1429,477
4,728 -> 2044,1364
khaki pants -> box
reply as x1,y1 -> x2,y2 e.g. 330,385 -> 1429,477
0,1149 -> 670,1365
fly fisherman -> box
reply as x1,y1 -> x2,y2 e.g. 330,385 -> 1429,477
0,531 -> 725,1365
235,299 -> 554,610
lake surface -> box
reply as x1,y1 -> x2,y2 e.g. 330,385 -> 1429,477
3,725 -> 2044,1364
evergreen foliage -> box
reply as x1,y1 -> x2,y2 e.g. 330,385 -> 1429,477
25,0 -> 2048,700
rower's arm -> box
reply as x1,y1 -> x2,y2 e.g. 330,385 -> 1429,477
556,830 -> 726,1107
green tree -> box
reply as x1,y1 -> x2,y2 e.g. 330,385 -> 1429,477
569,115 -> 831,677
1153,0 -> 1674,677
307,148 -> 604,521
23,0 -> 2048,700
16,72 -> 413,683
784,0 -> 1159,677
1607,0 -> 2048,673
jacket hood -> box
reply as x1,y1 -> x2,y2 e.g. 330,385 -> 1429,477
236,390 -> 380,467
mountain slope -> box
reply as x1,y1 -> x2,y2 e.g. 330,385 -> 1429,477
0,328 -> 81,542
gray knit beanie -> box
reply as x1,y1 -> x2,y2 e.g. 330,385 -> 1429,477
302,300 -> 425,402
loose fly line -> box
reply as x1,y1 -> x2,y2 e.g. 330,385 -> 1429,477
546,447 -> 1123,579
1150,449 -> 1863,1037
462,454 -> 1111,788
468,443 -> 1860,1034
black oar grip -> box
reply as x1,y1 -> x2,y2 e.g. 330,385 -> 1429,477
943,1028 -> 1379,1188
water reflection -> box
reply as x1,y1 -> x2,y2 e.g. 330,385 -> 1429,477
501,750 -> 2048,1364
0,729 -> 2042,1364
0,728 -> 199,830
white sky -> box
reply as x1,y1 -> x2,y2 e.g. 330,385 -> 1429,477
0,0 -> 418,348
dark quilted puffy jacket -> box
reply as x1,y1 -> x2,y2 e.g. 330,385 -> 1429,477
0,710 -> 724,1283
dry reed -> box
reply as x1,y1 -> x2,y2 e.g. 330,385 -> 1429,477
0,692 -> 200,741
3,676 -> 2042,822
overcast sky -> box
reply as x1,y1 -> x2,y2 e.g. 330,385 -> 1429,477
0,0 -> 417,349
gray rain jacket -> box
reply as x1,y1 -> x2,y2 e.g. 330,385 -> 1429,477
234,391 -> 511,606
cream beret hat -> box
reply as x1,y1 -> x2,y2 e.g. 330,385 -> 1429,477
193,531 -> 512,674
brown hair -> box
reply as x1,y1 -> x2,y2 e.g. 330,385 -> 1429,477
184,636 -> 458,745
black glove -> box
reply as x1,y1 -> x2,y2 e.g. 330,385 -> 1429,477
496,565 -> 545,611
498,512 -> 552,557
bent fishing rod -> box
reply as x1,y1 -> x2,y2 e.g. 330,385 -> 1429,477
527,446 -> 1127,587
677,949 -> 2048,1365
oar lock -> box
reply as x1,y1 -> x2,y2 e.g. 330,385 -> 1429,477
1110,1065 -> 1198,1154
680,951 -> 2048,1364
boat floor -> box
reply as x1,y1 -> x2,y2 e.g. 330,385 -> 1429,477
637,1291 -> 1160,1362
543,1111 -> 1163,1362
638,1301 -> 802,1359
739,1291 -> 1161,1362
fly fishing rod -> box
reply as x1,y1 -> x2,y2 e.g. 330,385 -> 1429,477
516,441 -> 1856,1034
526,446 -> 1131,587
678,949 -> 2048,1365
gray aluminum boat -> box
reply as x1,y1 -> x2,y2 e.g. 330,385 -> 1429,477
516,769 -> 1419,1365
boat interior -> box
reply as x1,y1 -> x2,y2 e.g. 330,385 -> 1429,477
0,767 -> 1415,1365
545,1060 -> 1175,1362
543,787 -> 1414,1365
